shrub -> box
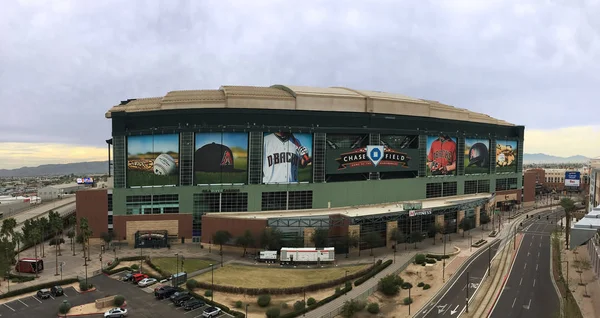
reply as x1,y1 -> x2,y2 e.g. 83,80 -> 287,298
401,282 -> 413,290
307,297 -> 316,306
130,264 -> 139,270
367,303 -> 380,314
79,281 -> 92,291
335,287 -> 341,294
341,299 -> 363,318
293,300 -> 306,311
266,307 -> 281,318
379,274 -> 403,296
186,279 -> 198,290
403,297 -> 413,305
425,258 -> 437,264
257,294 -> 271,307
423,284 -> 431,290
415,254 -> 427,265
204,290 -> 213,297
281,302 -> 289,309
58,301 -> 72,314
113,295 -> 125,307
355,260 -> 391,286
234,300 -> 243,308
417,282 -> 425,287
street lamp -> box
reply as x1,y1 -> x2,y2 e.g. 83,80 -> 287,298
245,304 -> 249,317
408,286 -> 412,315
210,264 -> 214,302
393,249 -> 396,264
345,270 -> 349,295
175,253 -> 179,287
442,233 -> 447,283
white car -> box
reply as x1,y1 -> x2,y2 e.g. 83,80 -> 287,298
104,307 -> 128,317
137,278 -> 158,287
202,306 -> 222,317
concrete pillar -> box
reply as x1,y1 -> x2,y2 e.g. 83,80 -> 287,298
386,221 -> 398,248
303,227 -> 315,247
348,224 -> 360,253
457,210 -> 465,234
435,214 -> 445,240
475,206 -> 481,228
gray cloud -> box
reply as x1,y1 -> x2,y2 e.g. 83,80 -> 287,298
1,0 -> 599,147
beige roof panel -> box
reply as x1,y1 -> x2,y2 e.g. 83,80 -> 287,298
105,84 -> 516,126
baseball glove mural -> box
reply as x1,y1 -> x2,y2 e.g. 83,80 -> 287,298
495,140 -> 518,173
127,134 -> 180,186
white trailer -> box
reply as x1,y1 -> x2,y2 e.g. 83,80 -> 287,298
279,247 -> 335,264
258,250 -> 278,261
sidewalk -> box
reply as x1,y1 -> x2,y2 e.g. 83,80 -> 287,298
561,241 -> 600,317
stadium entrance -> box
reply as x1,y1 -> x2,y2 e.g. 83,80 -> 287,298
134,230 -> 168,248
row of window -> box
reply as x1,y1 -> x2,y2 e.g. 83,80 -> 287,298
427,178 -> 519,199
425,182 -> 458,199
546,177 -> 565,183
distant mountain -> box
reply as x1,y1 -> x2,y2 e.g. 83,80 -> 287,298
524,153 -> 590,164
0,161 -> 109,177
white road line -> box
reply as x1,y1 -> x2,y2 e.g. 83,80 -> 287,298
512,298 -> 517,308
184,307 -> 203,314
49,295 -> 55,300
18,299 -> 28,307
536,264 -> 539,271
538,252 -> 540,258
520,278 -> 523,285
533,279 -> 536,287
524,263 -> 527,270
63,292 -> 69,297
3,304 -> 15,312
31,296 -> 42,303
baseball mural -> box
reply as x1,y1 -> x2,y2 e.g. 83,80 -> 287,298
464,138 -> 490,174
262,132 -> 313,184
426,135 -> 457,176
127,134 -> 179,186
194,132 -> 248,184
495,140 -> 518,173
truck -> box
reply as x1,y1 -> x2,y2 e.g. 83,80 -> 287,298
15,258 -> 44,273
279,247 -> 335,264
258,251 -> 278,262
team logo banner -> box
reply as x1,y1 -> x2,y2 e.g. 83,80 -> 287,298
335,146 -> 411,170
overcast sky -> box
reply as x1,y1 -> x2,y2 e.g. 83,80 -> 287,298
1,0 -> 599,169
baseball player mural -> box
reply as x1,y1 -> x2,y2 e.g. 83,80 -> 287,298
263,132 -> 313,184
426,134 -> 457,176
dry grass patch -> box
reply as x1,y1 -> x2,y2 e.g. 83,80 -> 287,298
193,264 -> 369,288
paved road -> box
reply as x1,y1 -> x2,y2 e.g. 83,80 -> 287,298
415,240 -> 501,318
12,197 -> 76,235
489,208 -> 563,318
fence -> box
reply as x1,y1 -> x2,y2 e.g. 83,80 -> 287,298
316,254 -> 416,318
587,232 -> 600,277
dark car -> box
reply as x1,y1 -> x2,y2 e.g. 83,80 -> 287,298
169,291 -> 189,302
184,299 -> 205,311
51,286 -> 64,296
155,286 -> 177,299
36,289 -> 51,299
121,273 -> 133,282
173,294 -> 193,306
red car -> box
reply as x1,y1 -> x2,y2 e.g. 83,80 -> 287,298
132,273 -> 148,283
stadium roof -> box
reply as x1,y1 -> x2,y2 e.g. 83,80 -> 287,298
106,85 -> 514,126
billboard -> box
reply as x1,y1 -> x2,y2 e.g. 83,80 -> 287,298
263,132 -> 313,184
565,171 -> 581,187
195,132 -> 248,184
464,138 -> 490,174
76,177 -> 94,184
495,140 -> 518,173
325,134 -> 419,174
426,135 -> 458,176
127,134 -> 179,186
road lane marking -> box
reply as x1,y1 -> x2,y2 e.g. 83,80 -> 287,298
3,304 -> 14,312
512,298 -> 517,308
184,307 -> 203,314
536,264 -> 539,271
520,277 -> 523,285
31,296 -> 42,303
63,292 -> 69,297
18,299 -> 28,307
524,263 -> 527,269
538,252 -> 540,258
533,279 -> 536,287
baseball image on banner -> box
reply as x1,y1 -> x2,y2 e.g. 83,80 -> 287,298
426,135 -> 457,176
464,138 -> 490,174
194,132 -> 248,184
127,134 -> 179,186
262,132 -> 313,184
495,140 -> 518,173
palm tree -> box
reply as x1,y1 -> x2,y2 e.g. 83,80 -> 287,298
1,218 -> 17,240
38,217 -> 50,258
13,232 -> 23,261
79,218 -> 92,262
67,230 -> 75,256
31,228 -> 41,278
50,212 -> 64,276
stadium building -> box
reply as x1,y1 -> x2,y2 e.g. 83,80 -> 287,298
76,85 -> 524,251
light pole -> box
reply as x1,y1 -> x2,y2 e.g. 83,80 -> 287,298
175,253 -> 179,286
469,231 -> 472,252
345,270 -> 349,295
210,263 -> 214,302
393,249 -> 396,264
140,242 -> 143,273
408,287 -> 412,315
245,304 -> 249,317
442,233 -> 447,283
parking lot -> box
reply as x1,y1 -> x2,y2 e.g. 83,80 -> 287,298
0,274 -> 234,318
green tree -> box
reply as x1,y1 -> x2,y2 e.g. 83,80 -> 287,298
49,211 -> 64,276
212,230 -> 232,256
480,213 -> 491,230
363,232 -> 383,256
389,228 -> 404,251
235,230 -> 255,257
379,274 -> 403,296
78,217 -> 93,262
100,232 -> 115,248
38,217 -> 50,258
260,228 -> 283,250
12,231 -> 24,261
31,227 -> 41,277
1,218 -> 17,239
458,218 -> 473,238
311,228 -> 329,248
67,229 -> 75,256
560,197 -> 576,248
410,231 -> 423,249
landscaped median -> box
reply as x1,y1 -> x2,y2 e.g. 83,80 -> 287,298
58,294 -> 127,317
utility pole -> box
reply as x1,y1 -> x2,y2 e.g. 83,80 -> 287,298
443,234 -> 447,283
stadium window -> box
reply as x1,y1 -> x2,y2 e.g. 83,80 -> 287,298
426,183 -> 442,198
477,180 -> 490,193
107,215 -> 113,225
220,192 -> 249,212
508,178 -> 518,189
464,181 -> 478,195
261,191 -> 288,211
107,194 -> 113,211
442,182 -> 457,197
163,207 -> 179,214
288,191 -> 313,210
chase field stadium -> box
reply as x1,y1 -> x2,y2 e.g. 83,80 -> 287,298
81,85 -> 524,251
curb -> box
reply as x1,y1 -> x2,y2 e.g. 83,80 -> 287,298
74,287 -> 97,294
58,302 -> 127,317
549,233 -> 565,317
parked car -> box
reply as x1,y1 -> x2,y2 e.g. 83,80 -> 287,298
173,294 -> 193,306
202,306 -> 222,317
104,307 -> 128,317
131,273 -> 148,283
155,286 -> 178,299
121,273 -> 133,282
169,291 -> 189,302
50,286 -> 64,296
137,278 -> 157,287
36,289 -> 51,299
184,299 -> 205,311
